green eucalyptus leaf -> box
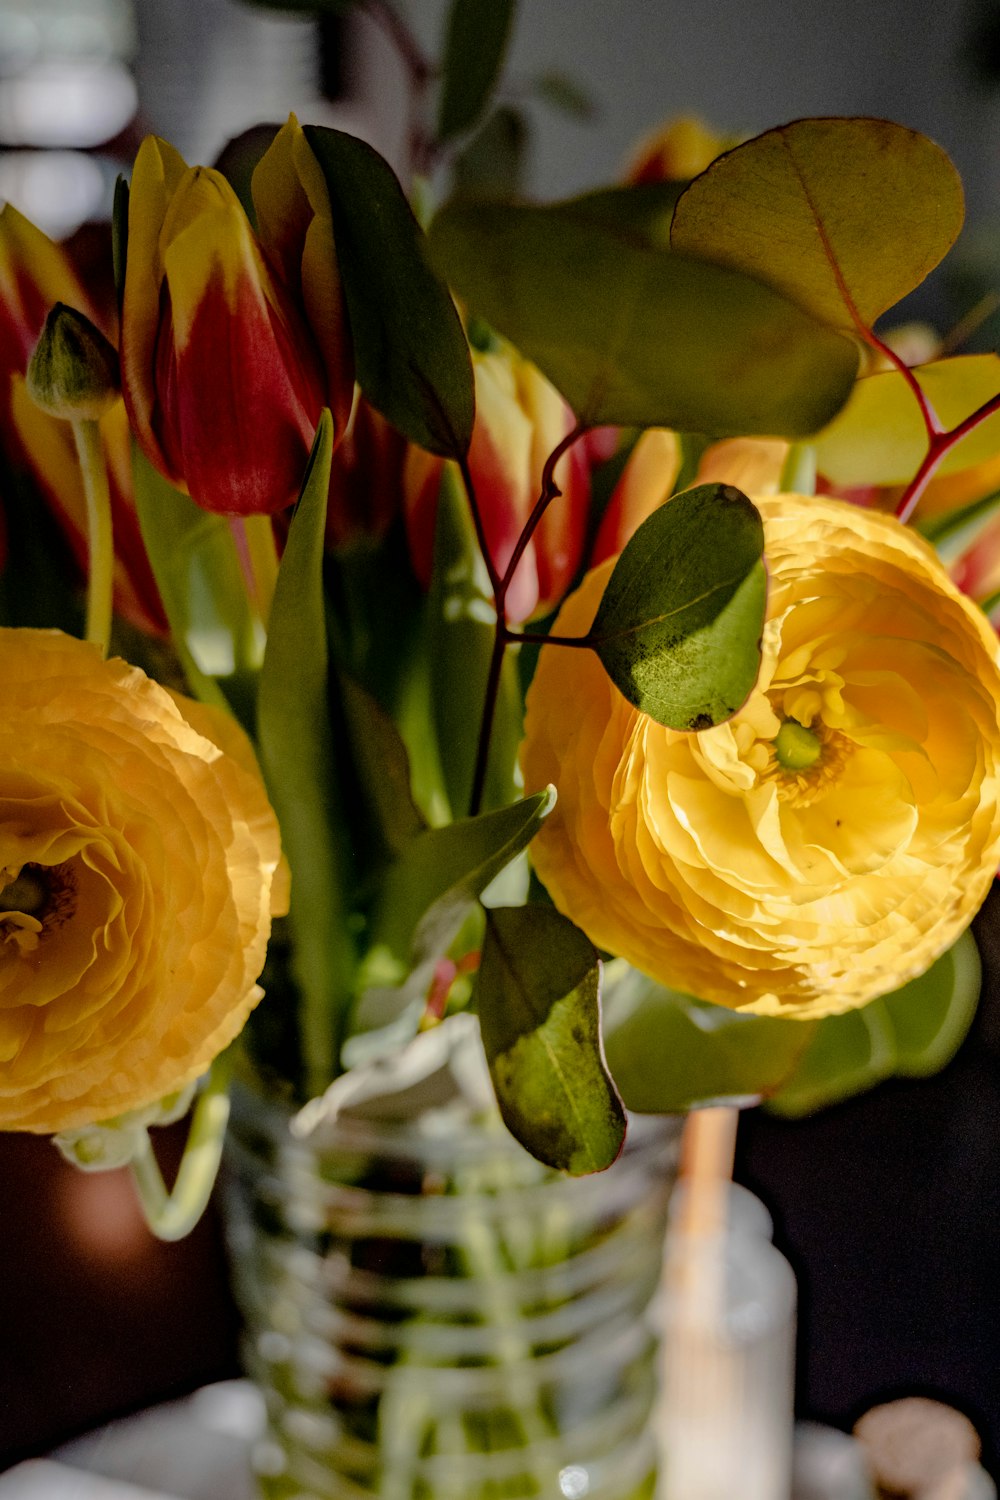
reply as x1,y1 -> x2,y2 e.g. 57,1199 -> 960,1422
767,931 -> 981,1118
764,1002 -> 897,1119
303,125 -> 474,457
371,786 -> 556,970
671,117 -> 965,332
131,446 -> 264,725
561,181 -> 683,247
426,194 -> 858,434
257,412 -> 355,1092
438,0 -> 517,142
588,483 -> 766,730
814,355 -> 1000,487
477,905 -> 625,1174
882,928 -> 981,1077
601,963 -> 818,1113
427,466 -> 522,817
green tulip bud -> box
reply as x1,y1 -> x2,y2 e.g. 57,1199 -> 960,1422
26,302 -> 120,421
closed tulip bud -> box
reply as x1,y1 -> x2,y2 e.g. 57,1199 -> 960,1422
26,303 -> 120,421
405,336 -> 589,623
0,206 -> 165,633
121,121 -> 352,517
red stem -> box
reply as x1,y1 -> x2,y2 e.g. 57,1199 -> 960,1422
895,390 -> 1000,525
466,423 -> 590,817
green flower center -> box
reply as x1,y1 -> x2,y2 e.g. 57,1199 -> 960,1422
0,867 -> 48,916
773,718 -> 822,772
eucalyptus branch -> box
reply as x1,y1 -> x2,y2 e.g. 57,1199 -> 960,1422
859,323 -> 944,439
896,390 -> 1000,525
466,424 -> 591,819
499,423 -> 588,610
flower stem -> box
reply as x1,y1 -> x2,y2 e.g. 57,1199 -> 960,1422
129,1051 -> 233,1242
466,425 -> 590,818
71,418 -> 113,655
896,390 -> 1000,525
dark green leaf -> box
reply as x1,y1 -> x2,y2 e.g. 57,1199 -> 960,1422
453,107 -> 530,200
438,0 -> 517,141
767,931 -> 981,1118
671,117 -> 964,332
304,125 -> 474,457
477,905 -> 625,1174
426,194 -> 858,434
588,483 -> 766,730
370,787 -> 555,970
112,176 -> 128,313
214,124 -> 283,224
338,669 -> 425,858
131,446 -> 263,725
257,412 -> 356,1092
601,964 -> 818,1113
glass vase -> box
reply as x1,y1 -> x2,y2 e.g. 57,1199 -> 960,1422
221,1018 -> 681,1500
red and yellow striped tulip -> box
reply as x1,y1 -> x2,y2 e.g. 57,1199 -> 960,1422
121,119 -> 352,517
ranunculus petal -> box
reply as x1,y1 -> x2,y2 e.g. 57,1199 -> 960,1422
0,629 -> 284,1133
521,495 -> 1000,1019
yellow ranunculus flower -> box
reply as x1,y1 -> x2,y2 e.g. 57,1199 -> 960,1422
0,629 -> 287,1133
521,494 -> 1000,1019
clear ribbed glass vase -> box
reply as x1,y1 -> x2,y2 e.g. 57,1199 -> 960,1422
222,1021 -> 681,1500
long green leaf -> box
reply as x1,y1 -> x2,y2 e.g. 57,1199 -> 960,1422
257,412 -> 355,1093
438,0 -> 517,142
370,787 -> 555,970
671,117 -> 964,331
588,483 -> 766,730
427,194 -> 858,435
477,905 -> 626,1174
131,446 -> 264,725
303,125 -> 475,457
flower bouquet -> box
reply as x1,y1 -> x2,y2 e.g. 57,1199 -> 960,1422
4,0 -> 1000,1492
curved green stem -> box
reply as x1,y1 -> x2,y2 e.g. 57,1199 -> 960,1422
71,418 -> 114,655
129,1051 -> 233,1242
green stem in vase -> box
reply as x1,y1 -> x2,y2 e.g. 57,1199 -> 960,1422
72,417 -> 114,655
129,1050 -> 232,1242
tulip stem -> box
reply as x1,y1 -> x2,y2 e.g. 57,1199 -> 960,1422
72,417 -> 114,656
129,1051 -> 233,1242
